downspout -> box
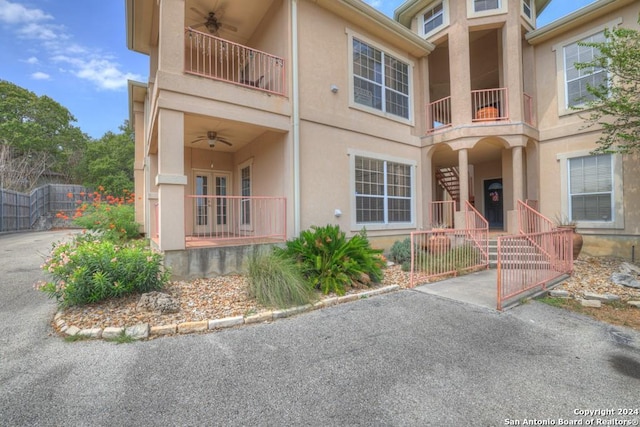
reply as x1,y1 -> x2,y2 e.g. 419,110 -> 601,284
292,0 -> 301,235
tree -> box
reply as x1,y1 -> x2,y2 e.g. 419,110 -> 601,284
0,80 -> 88,191
576,20 -> 640,154
75,122 -> 135,196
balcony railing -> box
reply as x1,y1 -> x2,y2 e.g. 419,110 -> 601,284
426,96 -> 452,133
472,88 -> 508,122
186,195 -> 286,244
185,28 -> 286,96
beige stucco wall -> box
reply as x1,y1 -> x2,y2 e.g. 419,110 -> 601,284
532,1 -> 640,257
293,0 -> 426,248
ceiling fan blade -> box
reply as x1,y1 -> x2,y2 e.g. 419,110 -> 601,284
190,6 -> 207,19
218,139 -> 233,146
221,23 -> 238,32
191,137 -> 206,143
190,22 -> 206,29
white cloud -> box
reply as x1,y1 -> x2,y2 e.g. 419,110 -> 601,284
31,71 -> 50,80
52,55 -> 142,90
364,0 -> 383,8
2,0 -> 140,92
0,0 -> 52,24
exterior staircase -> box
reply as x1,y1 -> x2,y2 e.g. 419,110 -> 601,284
435,167 -> 460,203
488,236 -> 554,270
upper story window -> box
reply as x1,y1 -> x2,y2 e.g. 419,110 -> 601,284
474,0 -> 500,12
467,0 -> 506,18
422,2 -> 444,35
352,38 -> 410,120
564,32 -> 607,108
522,0 -> 532,19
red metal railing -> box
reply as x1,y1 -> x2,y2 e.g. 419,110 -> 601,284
472,88 -> 508,122
497,200 -> 573,310
523,93 -> 535,126
186,195 -> 286,243
426,96 -> 452,133
517,199 -> 553,235
185,28 -> 286,96
428,200 -> 455,228
497,228 -> 572,310
410,202 -> 488,287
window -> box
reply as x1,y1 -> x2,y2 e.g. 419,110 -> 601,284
474,0 -> 499,12
564,32 -> 607,108
522,0 -> 532,19
354,155 -> 413,225
240,163 -> 251,226
423,2 -> 444,35
568,154 -> 612,222
352,38 -> 410,119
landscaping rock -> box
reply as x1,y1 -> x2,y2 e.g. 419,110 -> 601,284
78,328 -> 102,339
549,290 -> 570,298
65,326 -> 80,336
125,323 -> 149,340
244,311 -> 273,324
150,324 -> 177,336
136,292 -> 180,314
580,299 -> 602,308
177,321 -> 208,334
619,262 -> 640,275
583,292 -> 620,303
102,327 -> 124,339
611,273 -> 640,289
628,301 -> 640,308
209,316 -> 244,329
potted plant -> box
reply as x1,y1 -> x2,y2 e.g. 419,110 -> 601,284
425,223 -> 452,254
554,215 -> 583,259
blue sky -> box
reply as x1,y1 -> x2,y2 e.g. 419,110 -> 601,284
0,0 -> 596,139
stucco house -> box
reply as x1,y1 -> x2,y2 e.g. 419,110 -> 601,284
126,0 -> 640,278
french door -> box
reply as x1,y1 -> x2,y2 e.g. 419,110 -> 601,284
194,171 -> 230,235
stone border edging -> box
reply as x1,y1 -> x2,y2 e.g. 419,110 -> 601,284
54,285 -> 401,341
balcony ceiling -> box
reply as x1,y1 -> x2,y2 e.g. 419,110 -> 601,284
184,114 -> 270,153
127,0 -> 277,54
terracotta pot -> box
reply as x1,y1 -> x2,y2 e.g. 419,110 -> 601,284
425,233 -> 451,254
558,226 -> 583,259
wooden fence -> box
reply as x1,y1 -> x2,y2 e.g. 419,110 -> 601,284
0,184 -> 90,232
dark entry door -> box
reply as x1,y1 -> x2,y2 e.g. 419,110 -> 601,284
484,178 -> 503,229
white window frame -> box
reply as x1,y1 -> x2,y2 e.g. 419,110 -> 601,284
349,149 -> 417,231
521,0 -> 535,26
466,0 -> 506,18
238,158 -> 253,231
553,18 -> 621,116
420,1 -> 448,38
557,150 -> 624,230
347,29 -> 414,125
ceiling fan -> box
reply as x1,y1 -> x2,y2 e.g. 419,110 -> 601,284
190,6 -> 238,35
191,131 -> 233,148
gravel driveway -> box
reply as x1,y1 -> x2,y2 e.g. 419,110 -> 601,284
1,230 -> 639,426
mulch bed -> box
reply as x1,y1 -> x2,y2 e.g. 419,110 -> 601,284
55,256 -> 640,331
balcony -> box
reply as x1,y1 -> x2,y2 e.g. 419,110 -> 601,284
427,88 -> 535,133
184,28 -> 286,97
184,195 -> 286,248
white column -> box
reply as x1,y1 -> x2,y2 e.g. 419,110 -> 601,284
458,148 -> 469,208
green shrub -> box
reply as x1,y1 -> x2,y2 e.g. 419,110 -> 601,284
417,243 -> 481,275
276,225 -> 385,296
389,237 -> 412,265
38,235 -> 169,307
247,251 -> 315,308
73,203 -> 140,242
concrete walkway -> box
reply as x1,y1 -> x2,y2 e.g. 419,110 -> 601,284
413,269 -> 498,311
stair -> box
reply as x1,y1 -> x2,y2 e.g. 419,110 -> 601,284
435,167 -> 460,203
488,237 -> 553,270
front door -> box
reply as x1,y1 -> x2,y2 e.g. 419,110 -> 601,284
484,178 -> 503,229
